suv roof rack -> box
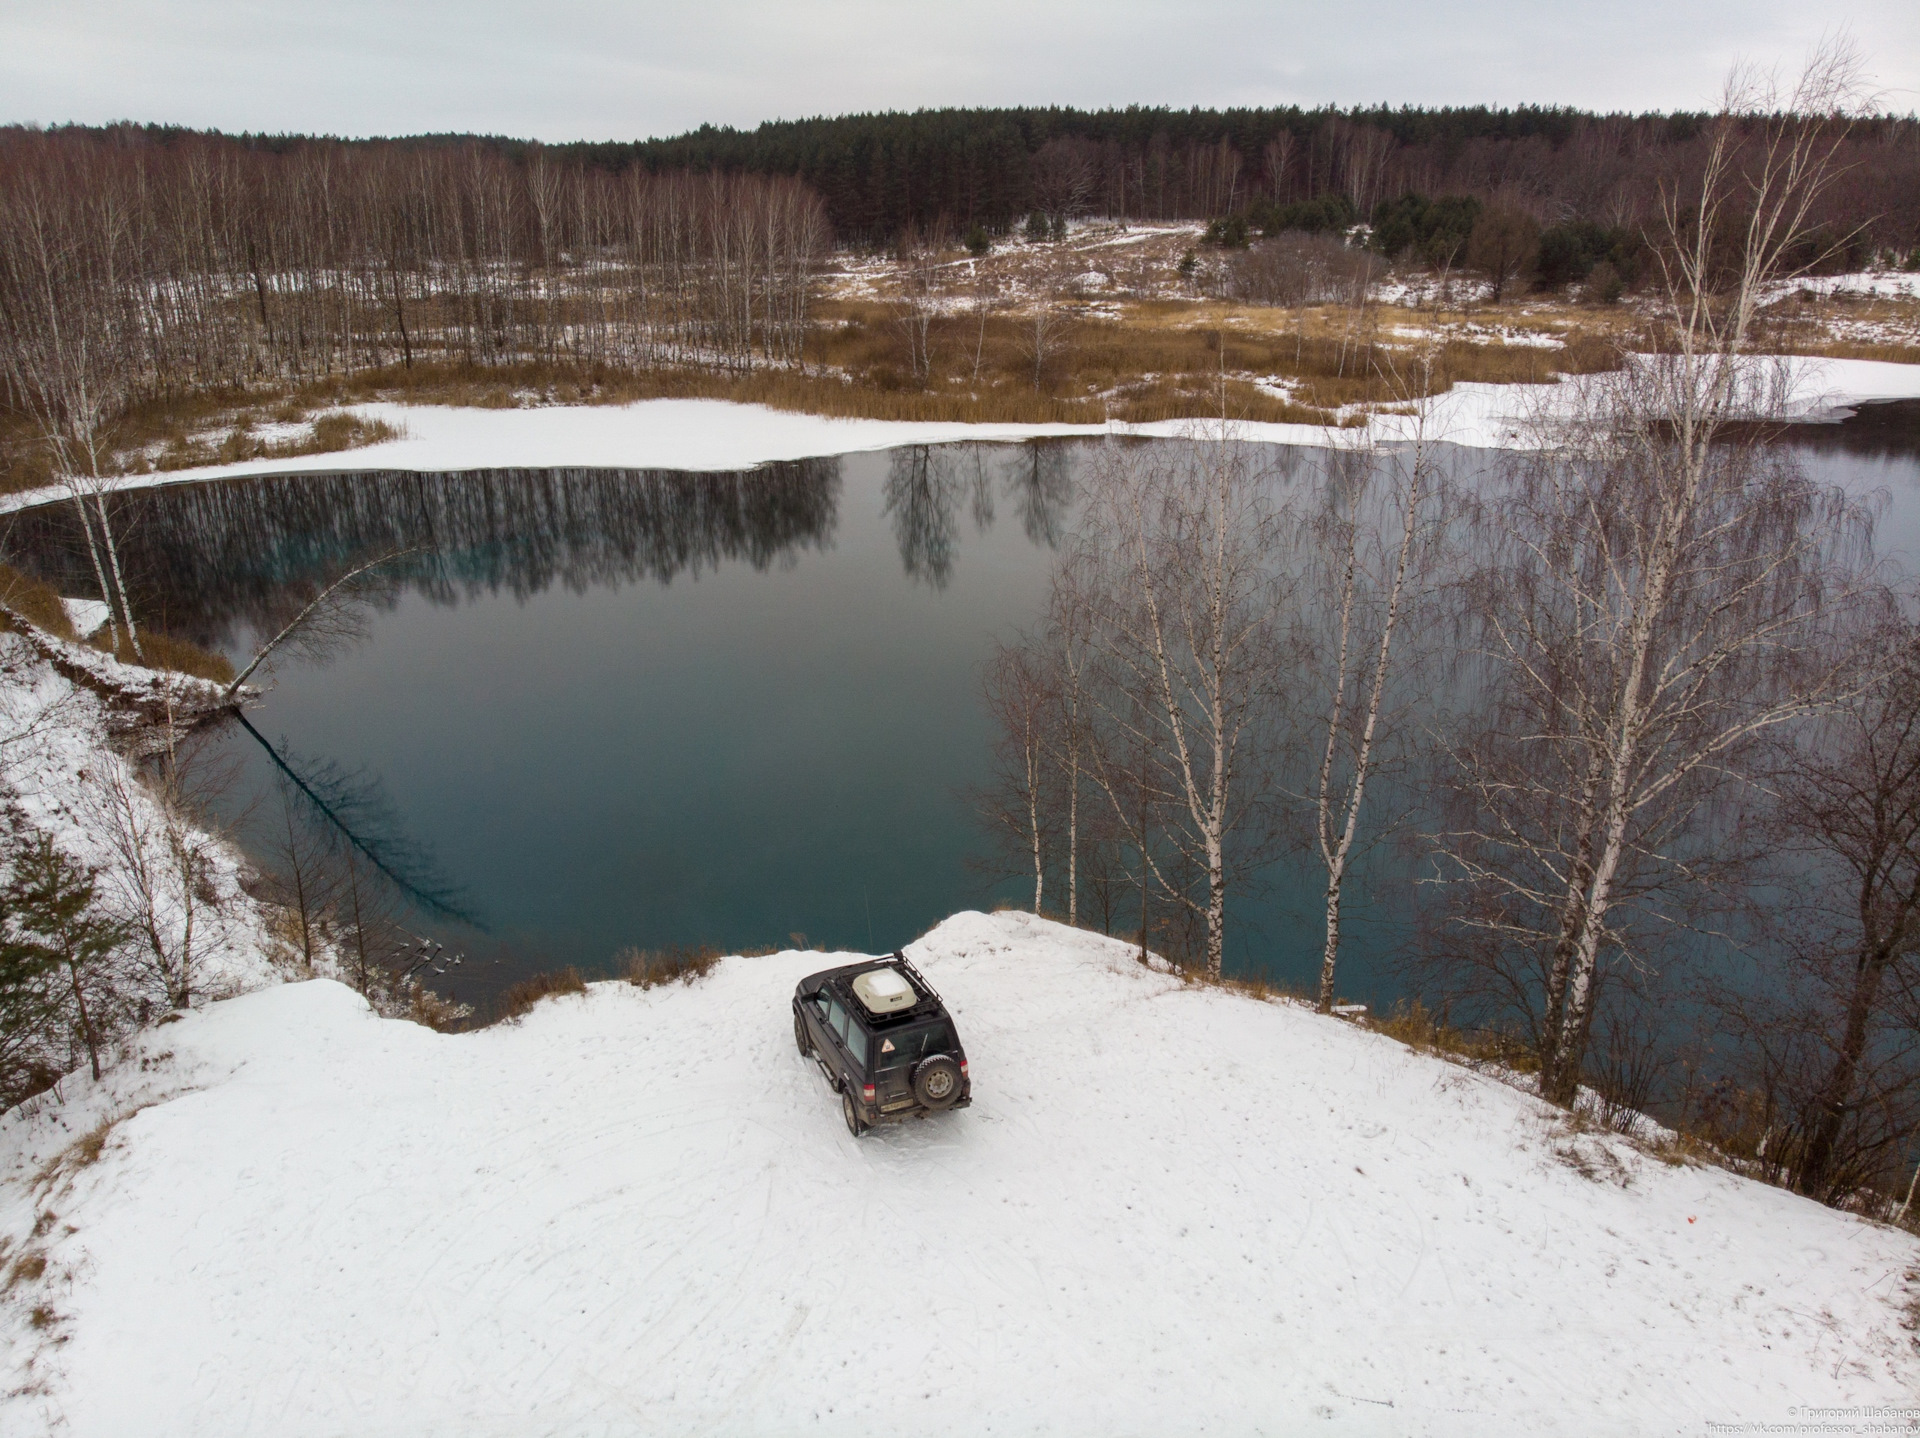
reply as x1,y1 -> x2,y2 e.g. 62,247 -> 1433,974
888,951 -> 942,1008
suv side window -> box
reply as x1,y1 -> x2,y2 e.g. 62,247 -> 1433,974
844,1021 -> 869,1069
826,998 -> 849,1046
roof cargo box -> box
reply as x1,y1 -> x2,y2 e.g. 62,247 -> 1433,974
852,966 -> 916,1015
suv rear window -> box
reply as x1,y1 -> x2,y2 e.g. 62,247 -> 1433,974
875,1022 -> 954,1069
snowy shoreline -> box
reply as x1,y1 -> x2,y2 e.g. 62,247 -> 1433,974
3,355 -> 1917,514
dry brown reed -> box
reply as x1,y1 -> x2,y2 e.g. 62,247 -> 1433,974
489,966 -> 588,1024
620,944 -> 722,989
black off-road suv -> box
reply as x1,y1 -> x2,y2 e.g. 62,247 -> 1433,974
792,953 -> 971,1137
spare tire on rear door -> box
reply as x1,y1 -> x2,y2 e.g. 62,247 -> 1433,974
913,1054 -> 963,1110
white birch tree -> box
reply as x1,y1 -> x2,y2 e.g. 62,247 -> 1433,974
1309,366 -> 1444,1011
1078,434 -> 1292,977
1436,46 -> 1874,1105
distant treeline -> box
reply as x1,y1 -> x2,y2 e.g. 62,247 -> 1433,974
598,105 -> 1920,252
0,126 -> 828,453
18,107 -> 1920,257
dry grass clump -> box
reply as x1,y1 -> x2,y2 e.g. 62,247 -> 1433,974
32,1108 -> 152,1192
1365,997 -> 1537,1072
66,1119 -> 114,1170
1212,972 -> 1312,1004
153,412 -> 400,472
0,563 -> 78,640
5,1251 -> 46,1291
90,629 -> 236,686
0,564 -> 236,685
0,390 -> 405,492
405,986 -> 472,1033
489,966 -> 588,1024
620,943 -> 722,989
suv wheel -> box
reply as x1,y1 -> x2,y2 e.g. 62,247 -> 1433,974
794,1010 -> 811,1057
842,1089 -> 865,1137
913,1055 -> 963,1110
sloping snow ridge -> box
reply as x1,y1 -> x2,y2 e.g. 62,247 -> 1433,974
1,355 -> 1915,513
2,911 -> 1913,1437
0,633 -> 283,1006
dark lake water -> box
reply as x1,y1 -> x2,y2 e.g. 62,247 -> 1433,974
8,401 -> 1919,1011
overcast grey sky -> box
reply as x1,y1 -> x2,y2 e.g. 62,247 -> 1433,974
5,0 -> 1916,141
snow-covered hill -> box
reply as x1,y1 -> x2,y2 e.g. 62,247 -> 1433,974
2,911 -> 1914,1436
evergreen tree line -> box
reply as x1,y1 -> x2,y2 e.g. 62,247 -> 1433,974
1209,188 -> 1875,296
605,104 -> 1918,251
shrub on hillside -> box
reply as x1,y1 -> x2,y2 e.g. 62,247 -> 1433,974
490,966 -> 587,1024
1536,220 -> 1641,290
1228,232 -> 1382,307
1201,214 -> 1251,248
0,564 -> 78,640
620,944 -> 721,990
1245,194 -> 1357,238
1465,206 -> 1542,301
91,630 -> 236,685
1367,192 -> 1481,267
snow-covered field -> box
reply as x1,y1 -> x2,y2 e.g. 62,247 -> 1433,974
2,910 -> 1912,1437
1767,271 -> 1920,303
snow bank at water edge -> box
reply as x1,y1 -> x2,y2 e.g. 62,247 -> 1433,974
2,910 -> 1913,1436
1,355 -> 1915,513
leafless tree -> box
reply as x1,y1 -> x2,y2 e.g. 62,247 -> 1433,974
1723,616 -> 1920,1204
978,642 -> 1057,913
1014,264 -> 1076,393
0,131 -> 831,463
1028,138 -> 1097,233
260,772 -> 342,972
1464,205 -> 1541,303
1040,553 -> 1096,926
889,225 -> 943,387
1431,44 -> 1875,1106
1076,435 -> 1294,976
968,258 -> 1004,385
91,754 -> 224,1010
224,546 -> 416,702
1309,368 -> 1446,1011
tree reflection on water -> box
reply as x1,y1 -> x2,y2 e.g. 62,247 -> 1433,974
884,442 -> 1075,589
2,457 -> 846,651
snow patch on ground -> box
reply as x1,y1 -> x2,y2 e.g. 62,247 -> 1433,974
1765,271 -> 1920,303
0,353 -> 1912,514
1,909 -> 1913,1436
1375,274 -> 1497,308
56,599 -> 110,639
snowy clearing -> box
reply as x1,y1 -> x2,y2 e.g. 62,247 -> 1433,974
2,910 -> 1913,1436
2,355 -> 1914,513
1765,272 -> 1920,303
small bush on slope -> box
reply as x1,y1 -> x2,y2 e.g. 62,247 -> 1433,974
88,630 -> 234,686
488,966 -> 587,1024
620,944 -> 720,990
0,567 -> 76,641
